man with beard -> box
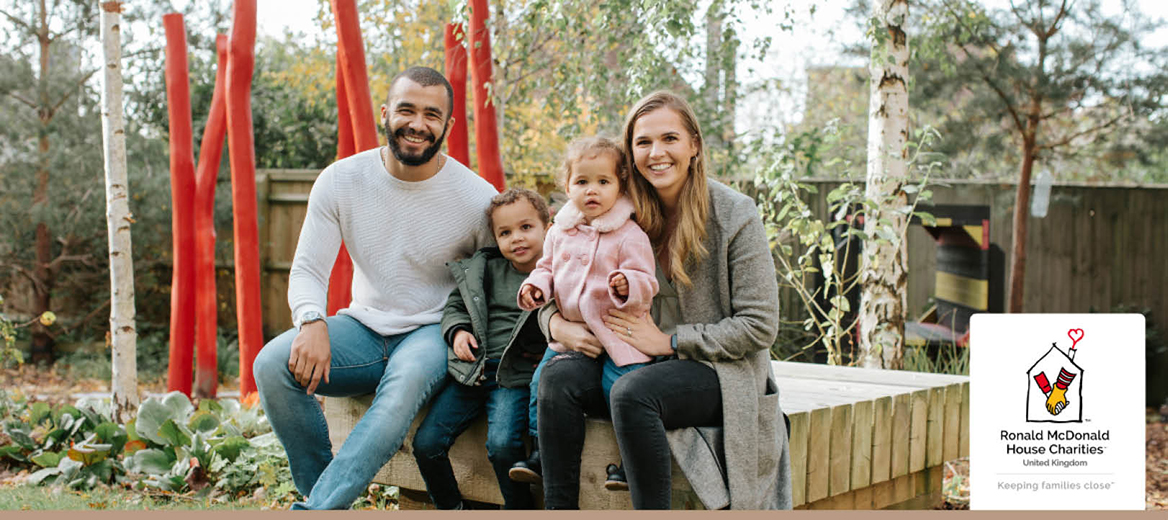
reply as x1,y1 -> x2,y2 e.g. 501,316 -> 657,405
253,66 -> 498,510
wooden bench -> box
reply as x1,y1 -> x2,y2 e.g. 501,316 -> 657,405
323,360 -> 969,509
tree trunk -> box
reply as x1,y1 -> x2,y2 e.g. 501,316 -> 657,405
444,23 -> 470,166
1008,130 -> 1038,313
192,34 -> 230,399
721,27 -> 737,147
327,47 -> 354,316
32,139 -> 54,364
468,0 -> 505,191
100,0 -> 139,423
31,0 -> 55,364
163,14 -> 197,396
226,0 -> 263,396
858,0 -> 910,370
704,0 -> 724,149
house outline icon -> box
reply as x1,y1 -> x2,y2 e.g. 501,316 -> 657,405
1025,343 -> 1084,423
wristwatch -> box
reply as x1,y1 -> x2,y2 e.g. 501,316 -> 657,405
299,310 -> 325,330
670,334 -> 678,353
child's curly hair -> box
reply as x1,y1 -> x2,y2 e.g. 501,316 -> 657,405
556,136 -> 627,191
485,188 -> 551,233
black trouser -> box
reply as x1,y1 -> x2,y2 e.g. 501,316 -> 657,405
538,353 -> 722,509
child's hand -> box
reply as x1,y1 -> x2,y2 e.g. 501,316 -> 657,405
519,284 -> 544,308
610,273 -> 629,297
452,329 -> 478,362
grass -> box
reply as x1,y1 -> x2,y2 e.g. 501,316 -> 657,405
903,341 -> 969,375
0,485 -> 266,510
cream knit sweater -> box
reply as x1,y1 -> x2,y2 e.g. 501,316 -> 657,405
287,148 -> 497,336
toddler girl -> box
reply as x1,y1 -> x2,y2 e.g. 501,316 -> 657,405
511,136 -> 657,489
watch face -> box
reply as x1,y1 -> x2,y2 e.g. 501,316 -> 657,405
302,311 -> 324,323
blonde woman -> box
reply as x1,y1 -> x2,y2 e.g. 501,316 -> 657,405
536,91 -> 792,510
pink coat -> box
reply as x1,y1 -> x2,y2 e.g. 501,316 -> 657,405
519,196 -> 658,366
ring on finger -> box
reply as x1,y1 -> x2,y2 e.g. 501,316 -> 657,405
625,327 -> 632,337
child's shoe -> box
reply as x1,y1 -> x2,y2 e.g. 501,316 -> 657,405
604,463 -> 628,491
509,449 -> 542,484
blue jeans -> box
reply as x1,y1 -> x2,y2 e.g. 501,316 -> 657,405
601,356 -> 648,407
412,360 -> 533,509
527,348 -> 559,437
253,315 -> 448,510
528,350 -> 646,437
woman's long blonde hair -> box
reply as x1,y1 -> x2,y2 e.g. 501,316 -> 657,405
622,91 -> 709,287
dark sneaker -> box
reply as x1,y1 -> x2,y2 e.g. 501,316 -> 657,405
604,463 -> 628,491
509,449 -> 542,484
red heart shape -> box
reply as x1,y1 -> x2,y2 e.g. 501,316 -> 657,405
1067,328 -> 1084,348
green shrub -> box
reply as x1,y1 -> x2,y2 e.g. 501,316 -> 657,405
0,389 -> 290,498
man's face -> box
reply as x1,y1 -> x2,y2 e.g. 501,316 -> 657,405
382,78 -> 451,167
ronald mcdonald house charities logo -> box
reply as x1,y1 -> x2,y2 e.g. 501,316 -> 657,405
1025,329 -> 1085,423
970,314 -> 1145,510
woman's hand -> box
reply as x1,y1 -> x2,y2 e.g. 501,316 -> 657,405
549,312 -> 604,358
604,309 -> 673,357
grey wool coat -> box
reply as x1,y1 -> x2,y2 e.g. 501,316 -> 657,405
665,180 -> 792,510
540,180 -> 793,510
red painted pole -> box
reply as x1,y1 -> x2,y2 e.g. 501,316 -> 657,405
330,0 -> 379,152
468,0 -> 505,191
444,23 -> 469,166
163,13 -> 196,397
225,0 -> 262,397
191,34 -> 229,399
327,50 -> 355,316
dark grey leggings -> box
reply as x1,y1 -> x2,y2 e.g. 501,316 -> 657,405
537,353 -> 721,509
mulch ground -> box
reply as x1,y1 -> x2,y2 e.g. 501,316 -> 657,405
1148,412 -> 1168,509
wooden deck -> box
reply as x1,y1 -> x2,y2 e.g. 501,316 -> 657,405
323,360 -> 969,509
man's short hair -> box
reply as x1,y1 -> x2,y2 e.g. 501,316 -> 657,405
388,66 -> 454,119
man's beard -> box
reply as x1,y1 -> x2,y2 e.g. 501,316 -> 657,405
386,120 -> 448,167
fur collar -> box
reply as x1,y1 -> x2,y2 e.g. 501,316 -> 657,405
554,196 -> 635,233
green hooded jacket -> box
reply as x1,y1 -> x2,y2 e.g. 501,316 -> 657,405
440,247 -> 547,388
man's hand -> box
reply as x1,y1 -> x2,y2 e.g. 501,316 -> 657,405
453,329 -> 478,362
549,312 -> 603,358
1046,386 -> 1069,415
289,321 -> 331,395
519,284 -> 544,309
610,273 -> 629,297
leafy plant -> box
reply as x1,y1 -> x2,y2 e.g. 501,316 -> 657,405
124,393 -> 275,494
0,389 -> 285,497
0,392 -> 129,490
751,122 -> 943,365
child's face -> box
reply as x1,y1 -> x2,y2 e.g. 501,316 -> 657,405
566,153 -> 622,223
491,198 -> 549,273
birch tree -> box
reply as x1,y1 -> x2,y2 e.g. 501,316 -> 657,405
100,0 -> 138,422
858,0 -> 909,369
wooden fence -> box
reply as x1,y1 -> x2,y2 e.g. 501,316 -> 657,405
253,171 -> 1168,337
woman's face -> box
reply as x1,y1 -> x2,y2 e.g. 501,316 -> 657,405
631,107 -> 698,205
